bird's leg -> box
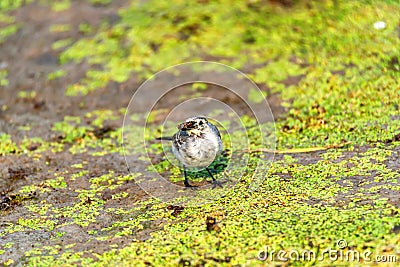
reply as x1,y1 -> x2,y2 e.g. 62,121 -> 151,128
183,165 -> 189,187
183,166 -> 198,189
183,165 -> 194,188
206,168 -> 222,188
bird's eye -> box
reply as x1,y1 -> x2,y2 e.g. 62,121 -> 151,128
199,121 -> 204,125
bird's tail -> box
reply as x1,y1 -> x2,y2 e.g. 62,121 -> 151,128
155,136 -> 173,141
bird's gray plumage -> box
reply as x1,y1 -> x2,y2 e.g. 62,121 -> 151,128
172,116 -> 223,170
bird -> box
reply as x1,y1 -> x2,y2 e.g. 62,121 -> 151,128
160,116 -> 223,187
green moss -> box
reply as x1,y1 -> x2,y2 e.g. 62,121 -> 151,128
71,170 -> 89,181
52,116 -> 90,143
0,13 -> 15,24
3,259 -> 14,266
0,69 -> 8,86
248,87 -> 267,103
57,1 -> 399,96
0,24 -> 18,44
26,202 -> 53,216
49,114 -> 122,155
49,23 -> 72,33
50,0 -> 71,12
191,82 -> 208,91
2,242 -> 13,249
0,0 -> 32,11
88,0 -> 112,5
78,23 -> 94,34
18,218 -> 56,231
0,134 -> 62,156
71,163 -> 83,169
0,133 -> 18,155
85,109 -> 118,127
274,67 -> 400,149
18,91 -> 36,98
43,177 -> 67,190
51,38 -> 73,50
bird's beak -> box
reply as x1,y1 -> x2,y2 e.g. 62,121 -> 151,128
178,123 -> 185,130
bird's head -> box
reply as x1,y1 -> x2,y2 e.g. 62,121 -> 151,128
178,116 -> 209,134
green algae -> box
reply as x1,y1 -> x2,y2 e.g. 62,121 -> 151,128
50,0 -> 71,12
10,140 -> 398,266
0,0 -> 32,45
49,112 -> 123,155
0,69 -> 8,86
